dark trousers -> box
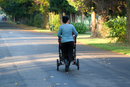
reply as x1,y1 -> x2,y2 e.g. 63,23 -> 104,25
62,41 -> 74,61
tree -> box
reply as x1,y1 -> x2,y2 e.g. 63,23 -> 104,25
34,0 -> 49,29
68,0 -> 88,22
83,0 -> 126,38
49,0 -> 76,24
0,0 -> 35,22
83,0 -> 98,37
0,0 -> 49,27
126,0 -> 130,44
91,7 -> 96,37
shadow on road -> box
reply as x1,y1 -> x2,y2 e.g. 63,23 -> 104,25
0,21 -> 24,29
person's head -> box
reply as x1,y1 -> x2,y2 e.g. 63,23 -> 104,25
62,16 -> 69,24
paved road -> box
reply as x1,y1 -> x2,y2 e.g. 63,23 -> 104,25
0,19 -> 130,87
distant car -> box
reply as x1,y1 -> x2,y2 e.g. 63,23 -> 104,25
2,16 -> 7,21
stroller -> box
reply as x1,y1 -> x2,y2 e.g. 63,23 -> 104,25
56,32 -> 79,72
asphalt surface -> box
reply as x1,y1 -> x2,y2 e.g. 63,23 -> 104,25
0,18 -> 130,87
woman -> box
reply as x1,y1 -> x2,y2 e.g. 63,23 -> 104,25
57,16 -> 78,63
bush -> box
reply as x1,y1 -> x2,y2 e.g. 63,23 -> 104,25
49,14 -> 88,33
49,14 -> 60,32
71,22 -> 88,34
103,16 -> 126,42
33,14 -> 43,28
27,17 -> 34,26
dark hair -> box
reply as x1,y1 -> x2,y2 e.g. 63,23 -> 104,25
62,16 -> 69,23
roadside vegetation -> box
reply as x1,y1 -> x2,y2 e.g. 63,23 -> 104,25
7,19 -> 130,56
77,34 -> 130,55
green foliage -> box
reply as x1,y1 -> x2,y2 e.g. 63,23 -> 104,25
0,0 -> 32,16
27,17 -> 34,26
104,16 -> 126,42
71,22 -> 88,34
49,14 -> 89,33
0,9 -> 2,14
49,0 -> 76,14
33,14 -> 43,28
49,14 -> 60,32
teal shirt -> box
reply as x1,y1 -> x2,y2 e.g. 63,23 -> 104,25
57,24 -> 78,43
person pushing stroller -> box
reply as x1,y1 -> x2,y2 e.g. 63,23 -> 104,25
57,16 -> 78,66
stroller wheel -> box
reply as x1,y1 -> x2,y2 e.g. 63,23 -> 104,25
76,59 -> 79,70
57,59 -> 60,71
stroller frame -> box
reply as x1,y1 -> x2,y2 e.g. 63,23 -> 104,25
56,35 -> 79,72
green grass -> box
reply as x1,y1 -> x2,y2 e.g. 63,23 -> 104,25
77,36 -> 130,55
53,33 -> 57,36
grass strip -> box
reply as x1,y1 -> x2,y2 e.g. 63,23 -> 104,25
77,36 -> 130,55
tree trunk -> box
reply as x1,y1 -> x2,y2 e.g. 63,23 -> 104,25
43,12 -> 49,29
126,1 -> 130,44
81,12 -> 84,23
91,11 -> 96,37
12,15 -> 15,22
96,14 -> 106,38
70,12 -> 73,23
75,13 -> 77,23
59,12 -> 63,25
72,13 -> 75,22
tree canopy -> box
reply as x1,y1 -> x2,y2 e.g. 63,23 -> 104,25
0,0 -> 35,17
49,0 -> 76,15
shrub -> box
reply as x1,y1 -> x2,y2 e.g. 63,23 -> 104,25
33,14 -> 43,28
103,16 -> 126,42
71,22 -> 88,34
49,14 -> 60,32
49,14 -> 88,33
27,17 -> 34,26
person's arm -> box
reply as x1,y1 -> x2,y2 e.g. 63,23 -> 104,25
72,25 -> 78,37
57,26 -> 62,38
